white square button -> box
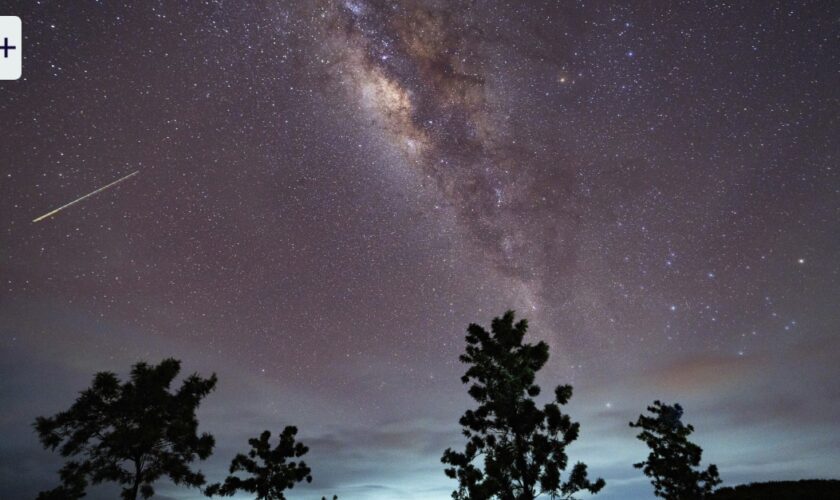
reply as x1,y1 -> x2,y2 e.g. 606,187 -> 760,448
0,16 -> 21,80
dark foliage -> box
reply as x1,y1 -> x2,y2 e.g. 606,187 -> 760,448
34,476 -> 86,500
34,359 -> 217,500
205,426 -> 313,499
710,479 -> 840,499
442,311 -> 605,499
630,401 -> 721,499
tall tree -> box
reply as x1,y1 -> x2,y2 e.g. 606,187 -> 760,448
34,359 -> 217,499
630,401 -> 721,499
205,426 -> 313,499
442,311 -> 605,500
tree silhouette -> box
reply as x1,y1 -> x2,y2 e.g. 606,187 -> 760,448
630,401 -> 721,499
206,426 -> 313,499
442,311 -> 605,499
35,474 -> 86,500
34,359 -> 217,500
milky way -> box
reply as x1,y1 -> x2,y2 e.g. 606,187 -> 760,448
324,1 -> 570,293
1,1 -> 839,498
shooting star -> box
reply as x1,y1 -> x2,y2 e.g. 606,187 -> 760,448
32,170 -> 140,223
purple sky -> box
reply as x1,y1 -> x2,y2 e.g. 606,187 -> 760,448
2,1 -> 839,498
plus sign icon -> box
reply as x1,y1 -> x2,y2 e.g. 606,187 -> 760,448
0,16 -> 21,80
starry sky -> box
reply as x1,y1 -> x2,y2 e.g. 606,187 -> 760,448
1,1 -> 839,498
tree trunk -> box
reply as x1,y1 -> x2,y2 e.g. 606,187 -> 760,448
127,460 -> 142,500
128,480 -> 139,500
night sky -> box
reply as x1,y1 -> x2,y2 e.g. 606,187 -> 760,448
1,1 -> 839,498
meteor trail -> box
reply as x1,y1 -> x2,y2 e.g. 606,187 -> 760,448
32,170 -> 140,223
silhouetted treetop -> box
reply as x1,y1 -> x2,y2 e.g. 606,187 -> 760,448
631,400 -> 720,500
442,310 -> 605,499
206,426 -> 313,499
34,358 -> 217,500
